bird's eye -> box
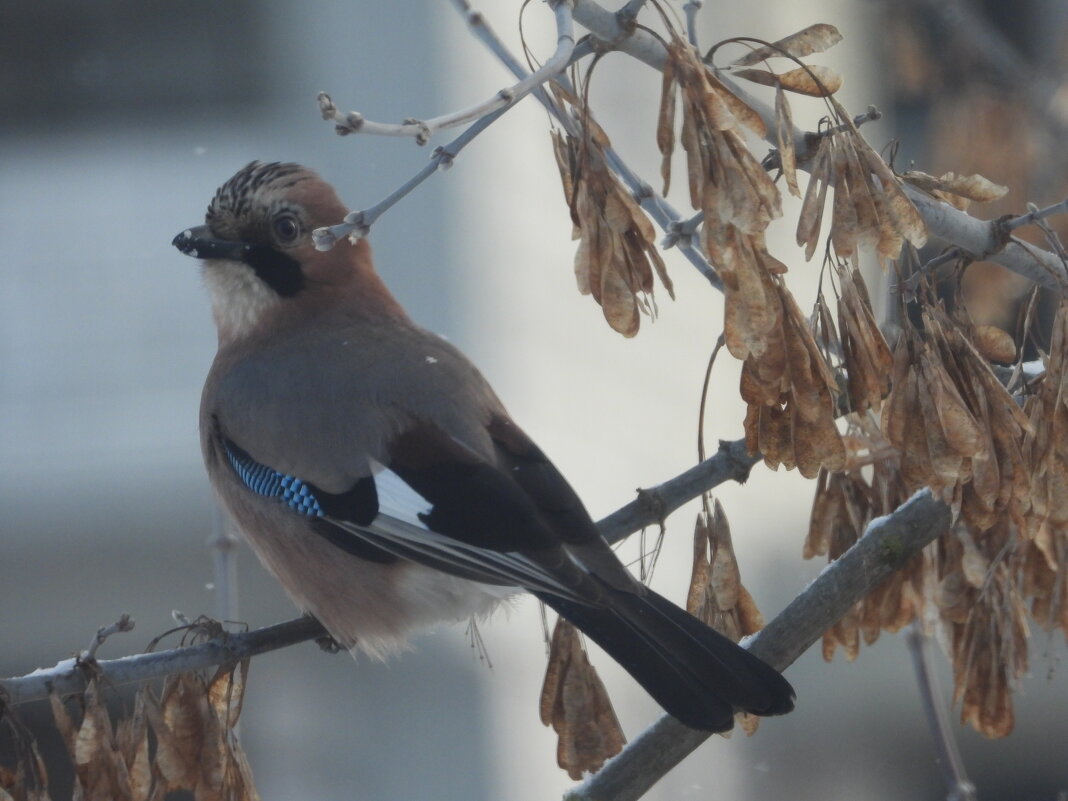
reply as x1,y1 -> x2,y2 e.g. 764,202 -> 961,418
272,213 -> 300,244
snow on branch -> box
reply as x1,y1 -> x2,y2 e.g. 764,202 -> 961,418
0,617 -> 328,707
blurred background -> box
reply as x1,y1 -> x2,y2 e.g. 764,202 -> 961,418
2,0 -> 1066,799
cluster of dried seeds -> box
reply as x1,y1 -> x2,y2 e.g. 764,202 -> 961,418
550,89 -> 674,337
79,665 -> 253,801
797,104 -> 927,263
686,500 -> 766,734
539,619 -> 626,779
806,292 -> 1068,736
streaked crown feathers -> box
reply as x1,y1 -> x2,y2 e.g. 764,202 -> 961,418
206,161 -> 312,241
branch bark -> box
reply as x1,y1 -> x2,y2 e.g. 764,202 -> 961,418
0,617 -> 328,707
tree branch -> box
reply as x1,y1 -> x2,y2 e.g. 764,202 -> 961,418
318,0 -> 576,145
567,489 -> 952,801
0,617 -> 328,707
597,438 -> 758,544
312,100 -> 515,247
904,186 -> 1068,292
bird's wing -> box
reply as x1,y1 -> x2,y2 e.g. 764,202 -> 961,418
214,427 -> 588,599
209,319 -> 508,492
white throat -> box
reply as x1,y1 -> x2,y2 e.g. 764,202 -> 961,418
201,259 -> 282,342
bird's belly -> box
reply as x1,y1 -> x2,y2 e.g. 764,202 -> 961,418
218,488 -> 518,659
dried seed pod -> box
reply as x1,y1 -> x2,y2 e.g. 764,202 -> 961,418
540,619 -> 626,779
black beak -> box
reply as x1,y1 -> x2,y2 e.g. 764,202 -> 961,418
172,225 -> 251,261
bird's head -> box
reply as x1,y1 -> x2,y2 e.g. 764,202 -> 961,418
174,161 -> 386,342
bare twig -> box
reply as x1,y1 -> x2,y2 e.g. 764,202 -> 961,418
763,107 -> 882,174
569,489 -> 952,801
1030,209 -> 1068,266
899,247 -> 965,296
208,509 -> 240,623
905,187 -> 1068,292
313,101 -> 514,247
313,1 -> 587,246
696,335 -> 727,464
834,105 -> 883,135
1004,197 -> 1068,233
81,614 -> 135,662
905,623 -> 978,801
319,0 -> 576,145
598,438 -> 758,544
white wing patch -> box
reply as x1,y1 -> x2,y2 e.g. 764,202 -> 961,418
321,463 -> 579,599
369,463 -> 433,528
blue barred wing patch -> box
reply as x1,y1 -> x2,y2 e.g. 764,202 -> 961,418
223,439 -> 324,518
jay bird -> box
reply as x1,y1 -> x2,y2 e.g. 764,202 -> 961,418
173,161 -> 794,732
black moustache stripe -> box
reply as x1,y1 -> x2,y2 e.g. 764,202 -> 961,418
243,244 -> 305,297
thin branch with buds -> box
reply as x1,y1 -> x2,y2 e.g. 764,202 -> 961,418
1004,197 -> 1068,232
312,101 -> 515,248
1,617 -> 328,707
318,0 -> 576,146
762,106 -> 883,174
81,614 -> 136,662
598,438 -> 757,543
317,0 -> 725,288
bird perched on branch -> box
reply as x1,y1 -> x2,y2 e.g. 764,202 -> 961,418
173,161 -> 794,731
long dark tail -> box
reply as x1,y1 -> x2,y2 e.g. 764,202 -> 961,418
537,587 -> 794,732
